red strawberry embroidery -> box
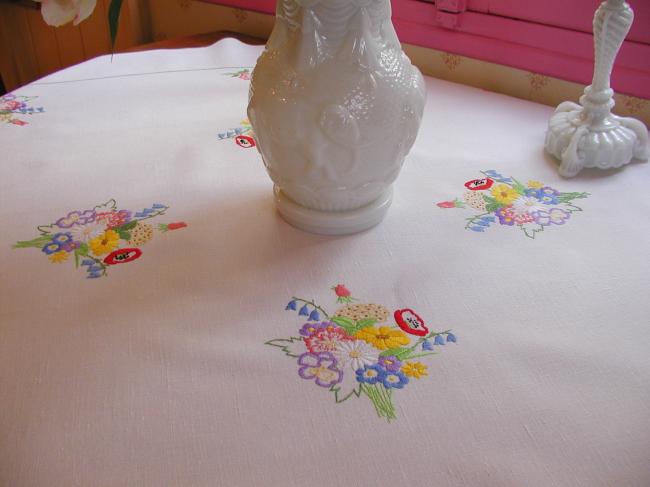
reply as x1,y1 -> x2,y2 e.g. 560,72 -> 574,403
332,284 -> 355,303
167,222 -> 187,230
394,309 -> 429,336
334,284 -> 351,298
437,200 -> 457,208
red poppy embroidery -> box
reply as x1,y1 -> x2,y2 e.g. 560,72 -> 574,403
464,178 -> 493,191
394,309 -> 429,336
104,247 -> 142,265
235,135 -> 255,148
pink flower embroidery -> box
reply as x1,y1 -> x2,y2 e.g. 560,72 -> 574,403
305,326 -> 352,353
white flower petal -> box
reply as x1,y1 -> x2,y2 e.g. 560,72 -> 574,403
70,222 -> 105,242
39,0 -> 77,27
73,0 -> 97,25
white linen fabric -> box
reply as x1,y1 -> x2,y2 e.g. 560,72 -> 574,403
1,39 -> 649,487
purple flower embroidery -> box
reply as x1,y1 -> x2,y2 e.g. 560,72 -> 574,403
381,370 -> 409,389
299,321 -> 331,337
56,210 -> 96,228
495,206 -> 516,226
51,232 -> 74,245
41,242 -> 60,255
535,208 -> 571,226
61,241 -> 80,252
297,352 -> 342,388
378,356 -> 402,372
355,364 -> 385,385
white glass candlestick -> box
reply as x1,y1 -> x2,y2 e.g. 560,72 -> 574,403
545,0 -> 649,177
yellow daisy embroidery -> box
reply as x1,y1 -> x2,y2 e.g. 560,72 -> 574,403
48,250 -> 69,263
89,229 -> 120,256
527,180 -> 543,189
355,326 -> 409,350
491,184 -> 519,204
402,361 -> 428,379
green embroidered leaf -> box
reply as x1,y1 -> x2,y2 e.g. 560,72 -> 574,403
331,316 -> 356,334
519,222 -> 544,239
77,243 -> 89,255
511,178 -> 527,195
94,199 -> 118,212
118,230 -> 131,241
330,373 -> 363,403
120,220 -> 138,231
265,337 -> 306,358
557,192 -> 589,203
562,203 -> 583,213
13,235 -> 52,249
482,195 -> 503,213
36,223 -> 57,235
379,347 -> 410,358
331,316 -> 355,327
74,245 -> 89,267
404,352 -> 438,360
354,318 -> 377,332
392,348 -> 422,360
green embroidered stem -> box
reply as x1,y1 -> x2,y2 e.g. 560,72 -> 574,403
362,383 -> 396,422
557,192 -> 590,203
464,213 -> 491,230
133,206 -> 168,222
13,235 -> 52,249
404,352 -> 438,360
406,330 -> 452,355
85,255 -> 108,276
291,297 -> 330,319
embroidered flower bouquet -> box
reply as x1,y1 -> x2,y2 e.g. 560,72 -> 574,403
266,285 -> 456,421
437,170 -> 589,239
1,94 -> 44,126
14,199 -> 186,279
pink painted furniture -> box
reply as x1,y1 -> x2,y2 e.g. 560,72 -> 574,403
200,0 -> 650,99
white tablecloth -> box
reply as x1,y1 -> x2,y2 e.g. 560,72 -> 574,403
1,39 -> 649,487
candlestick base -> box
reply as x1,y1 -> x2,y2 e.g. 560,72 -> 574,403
545,91 -> 649,178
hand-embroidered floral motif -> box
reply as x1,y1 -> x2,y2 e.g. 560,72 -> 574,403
1,94 -> 44,126
437,170 -> 590,239
266,286 -> 457,422
223,69 -> 251,80
217,118 -> 256,148
13,199 -> 187,279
